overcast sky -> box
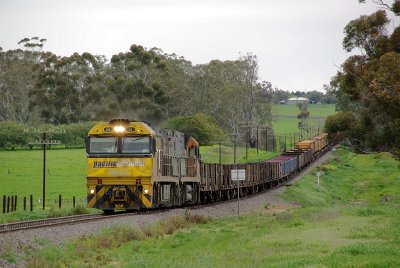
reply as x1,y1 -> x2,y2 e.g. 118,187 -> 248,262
0,0 -> 399,92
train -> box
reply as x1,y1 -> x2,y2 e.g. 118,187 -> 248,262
86,119 -> 329,212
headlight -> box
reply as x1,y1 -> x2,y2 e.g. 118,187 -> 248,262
144,189 -> 149,194
90,189 -> 95,194
114,126 -> 125,133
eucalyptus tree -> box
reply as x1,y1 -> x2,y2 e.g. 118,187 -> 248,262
0,48 -> 43,122
181,54 -> 271,146
30,52 -> 106,124
106,45 -> 169,122
159,55 -> 194,117
328,1 -> 400,155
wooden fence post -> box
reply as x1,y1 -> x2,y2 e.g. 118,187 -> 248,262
24,197 -> 27,211
30,195 -> 33,212
2,195 -> 5,213
11,196 -> 14,212
14,195 -> 17,211
7,196 -> 10,213
73,196 -> 76,208
59,194 -> 62,209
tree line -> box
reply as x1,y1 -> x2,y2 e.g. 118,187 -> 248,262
325,0 -> 400,156
0,40 -> 274,147
264,88 -> 336,104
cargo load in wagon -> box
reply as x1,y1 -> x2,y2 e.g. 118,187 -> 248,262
295,139 -> 316,153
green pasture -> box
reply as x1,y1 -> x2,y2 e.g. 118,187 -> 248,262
16,148 -> 400,267
0,149 -> 87,207
271,103 -> 336,135
271,103 -> 336,117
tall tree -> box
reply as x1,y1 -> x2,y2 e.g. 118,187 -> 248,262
0,41 -> 46,123
30,52 -> 106,124
328,3 -> 400,155
106,45 -> 169,122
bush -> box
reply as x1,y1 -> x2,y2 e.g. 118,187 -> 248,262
72,205 -> 90,215
0,121 -> 95,149
165,113 -> 225,145
324,111 -> 354,142
0,121 -> 26,149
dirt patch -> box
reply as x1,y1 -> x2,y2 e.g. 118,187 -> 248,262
355,180 -> 369,189
264,203 -> 298,214
350,199 -> 368,206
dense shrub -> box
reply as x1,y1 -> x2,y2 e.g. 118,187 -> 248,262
324,112 -> 354,142
0,121 -> 26,149
165,113 -> 225,145
0,121 -> 95,149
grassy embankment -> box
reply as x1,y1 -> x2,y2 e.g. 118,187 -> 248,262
5,148 -> 399,267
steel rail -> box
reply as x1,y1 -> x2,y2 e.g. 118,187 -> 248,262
0,209 -> 168,234
0,213 -> 105,233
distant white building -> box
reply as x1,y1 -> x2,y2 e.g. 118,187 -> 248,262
287,97 -> 309,104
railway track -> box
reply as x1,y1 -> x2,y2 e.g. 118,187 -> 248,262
0,209 -> 172,234
0,214 -> 106,233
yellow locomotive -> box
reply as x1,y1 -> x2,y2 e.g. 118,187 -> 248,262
86,119 -> 200,212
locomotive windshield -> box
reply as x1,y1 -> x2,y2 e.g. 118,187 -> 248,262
89,137 -> 118,153
88,136 -> 151,154
122,137 -> 150,154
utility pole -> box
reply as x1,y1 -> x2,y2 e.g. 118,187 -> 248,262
228,133 -> 240,164
284,135 -> 287,151
234,140 -> 236,164
210,141 -> 223,165
256,125 -> 259,154
245,138 -> 248,159
24,128 -> 65,210
293,133 -> 295,150
219,142 -> 221,164
239,122 -> 253,160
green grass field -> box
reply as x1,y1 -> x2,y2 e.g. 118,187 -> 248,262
0,149 -> 86,201
271,104 -> 336,135
272,103 -> 336,117
11,148 -> 400,267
